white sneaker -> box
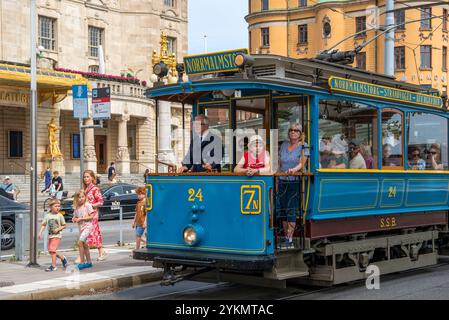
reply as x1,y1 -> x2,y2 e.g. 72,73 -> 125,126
97,251 -> 108,261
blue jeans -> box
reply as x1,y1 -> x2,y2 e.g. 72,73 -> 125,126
278,180 -> 300,223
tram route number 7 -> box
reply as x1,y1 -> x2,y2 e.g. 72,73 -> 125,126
241,185 -> 262,215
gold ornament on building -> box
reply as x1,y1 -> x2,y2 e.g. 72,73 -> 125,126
47,117 -> 63,159
151,32 -> 178,83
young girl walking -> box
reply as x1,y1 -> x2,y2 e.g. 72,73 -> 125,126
72,190 -> 94,270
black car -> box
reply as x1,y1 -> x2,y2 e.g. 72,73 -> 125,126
60,183 -> 139,221
0,194 -> 29,251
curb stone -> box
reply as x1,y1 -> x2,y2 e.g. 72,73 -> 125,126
2,270 -> 164,300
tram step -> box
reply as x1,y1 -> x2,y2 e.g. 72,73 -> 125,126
271,270 -> 309,281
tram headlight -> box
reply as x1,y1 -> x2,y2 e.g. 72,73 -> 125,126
234,53 -> 254,68
183,225 -> 204,246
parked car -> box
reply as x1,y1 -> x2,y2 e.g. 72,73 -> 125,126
60,183 -> 139,221
0,195 -> 29,251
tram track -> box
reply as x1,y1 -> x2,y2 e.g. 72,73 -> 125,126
71,259 -> 449,300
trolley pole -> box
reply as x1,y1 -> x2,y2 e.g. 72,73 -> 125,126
384,0 -> 395,76
28,0 -> 39,267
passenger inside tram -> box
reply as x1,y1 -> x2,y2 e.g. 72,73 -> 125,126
328,134 -> 348,169
234,135 -> 271,176
408,146 -> 426,170
178,114 -> 222,173
382,143 -> 401,167
360,143 -> 374,169
348,140 -> 367,169
277,123 -> 310,247
426,143 -> 444,170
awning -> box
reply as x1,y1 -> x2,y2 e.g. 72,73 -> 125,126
0,63 -> 88,91
0,63 -> 89,104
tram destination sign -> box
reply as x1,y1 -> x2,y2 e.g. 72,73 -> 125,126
329,76 -> 443,109
183,48 -> 249,76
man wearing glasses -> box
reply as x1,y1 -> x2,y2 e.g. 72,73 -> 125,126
178,114 -> 222,173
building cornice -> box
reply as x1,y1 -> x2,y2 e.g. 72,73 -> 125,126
245,0 -> 372,23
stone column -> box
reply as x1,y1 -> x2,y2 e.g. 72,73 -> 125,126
84,118 -> 97,172
137,117 -> 154,172
158,101 -> 175,172
116,114 -> 130,174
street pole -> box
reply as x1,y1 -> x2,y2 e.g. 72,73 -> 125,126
29,0 -> 39,266
79,119 -> 84,189
384,0 -> 395,76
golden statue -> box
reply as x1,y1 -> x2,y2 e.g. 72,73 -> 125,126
47,118 -> 63,159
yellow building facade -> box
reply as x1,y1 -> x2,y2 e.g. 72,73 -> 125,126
246,0 -> 449,93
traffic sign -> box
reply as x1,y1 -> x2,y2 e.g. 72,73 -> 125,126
72,85 -> 89,119
92,87 -> 111,120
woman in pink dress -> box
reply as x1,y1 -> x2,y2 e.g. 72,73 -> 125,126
83,170 -> 107,261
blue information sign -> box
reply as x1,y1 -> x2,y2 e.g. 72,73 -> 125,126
72,85 -> 89,119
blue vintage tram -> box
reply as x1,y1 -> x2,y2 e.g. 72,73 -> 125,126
134,49 -> 449,286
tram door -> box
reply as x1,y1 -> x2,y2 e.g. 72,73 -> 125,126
273,96 -> 310,249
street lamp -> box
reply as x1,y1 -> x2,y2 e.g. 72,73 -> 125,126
28,0 -> 39,267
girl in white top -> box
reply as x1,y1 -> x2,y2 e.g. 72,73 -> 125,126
72,190 -> 94,270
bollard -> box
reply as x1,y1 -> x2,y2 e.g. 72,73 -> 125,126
15,212 -> 25,261
43,224 -> 48,253
119,206 -> 123,246
0,213 -> 2,260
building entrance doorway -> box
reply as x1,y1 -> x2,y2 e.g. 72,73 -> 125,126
95,135 -> 107,173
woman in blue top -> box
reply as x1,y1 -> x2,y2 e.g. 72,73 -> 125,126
277,123 -> 309,249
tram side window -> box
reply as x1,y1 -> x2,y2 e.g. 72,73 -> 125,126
407,112 -> 448,170
382,110 -> 403,168
319,100 -> 377,169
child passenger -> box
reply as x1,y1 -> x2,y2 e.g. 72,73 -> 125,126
38,199 -> 68,272
132,187 -> 147,250
72,190 -> 94,270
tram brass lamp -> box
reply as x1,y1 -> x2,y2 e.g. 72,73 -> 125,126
150,32 -> 180,85
234,53 -> 255,68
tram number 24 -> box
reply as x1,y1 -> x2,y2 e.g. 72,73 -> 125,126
188,188 -> 203,202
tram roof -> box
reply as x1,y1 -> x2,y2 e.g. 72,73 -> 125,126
146,54 -> 442,107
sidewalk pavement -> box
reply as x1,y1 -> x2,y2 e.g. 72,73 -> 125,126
0,245 -> 162,300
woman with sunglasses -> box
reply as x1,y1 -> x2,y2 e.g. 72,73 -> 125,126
427,144 -> 444,170
408,146 -> 426,170
277,123 -> 309,249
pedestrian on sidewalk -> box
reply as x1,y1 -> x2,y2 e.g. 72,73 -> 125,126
1,176 -> 18,200
38,199 -> 68,272
51,171 -> 63,199
83,170 -> 108,261
108,162 -> 117,183
41,167 -> 52,193
72,190 -> 94,270
132,187 -> 147,250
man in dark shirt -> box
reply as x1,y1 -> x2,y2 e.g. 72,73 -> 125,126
178,114 -> 222,173
51,171 -> 63,192
108,162 -> 116,182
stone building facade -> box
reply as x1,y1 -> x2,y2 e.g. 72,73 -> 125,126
0,0 -> 189,177
247,0 -> 449,93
